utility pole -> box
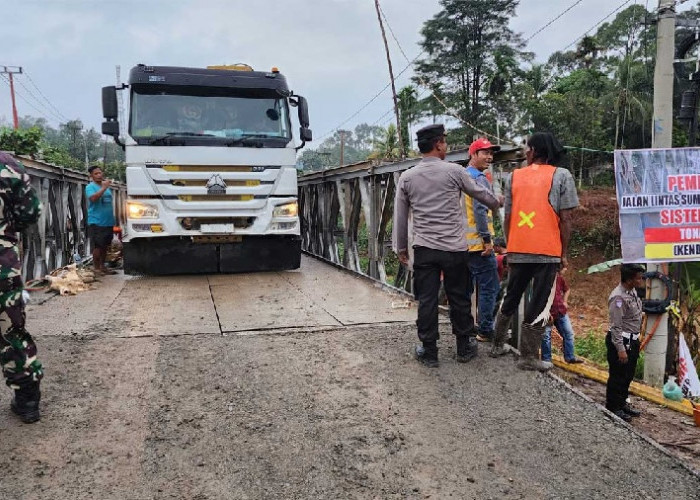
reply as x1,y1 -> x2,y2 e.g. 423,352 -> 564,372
374,0 -> 404,158
646,0 -> 676,387
339,130 -> 346,167
1,66 -> 22,129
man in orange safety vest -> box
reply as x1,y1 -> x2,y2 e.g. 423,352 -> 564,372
490,132 -> 579,371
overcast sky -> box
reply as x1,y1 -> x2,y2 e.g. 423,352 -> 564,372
1,0 -> 694,148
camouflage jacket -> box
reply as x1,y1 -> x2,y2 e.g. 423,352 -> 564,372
0,152 -> 42,245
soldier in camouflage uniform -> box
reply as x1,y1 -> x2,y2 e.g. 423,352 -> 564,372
0,151 -> 43,423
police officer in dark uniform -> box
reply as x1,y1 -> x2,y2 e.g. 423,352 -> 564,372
606,263 -> 645,421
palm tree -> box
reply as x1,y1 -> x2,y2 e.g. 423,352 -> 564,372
369,124 -> 401,161
397,86 -> 419,155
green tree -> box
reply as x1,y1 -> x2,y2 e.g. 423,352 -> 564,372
0,127 -> 43,155
297,123 -> 383,171
414,0 -> 527,127
369,124 -> 400,160
397,86 -> 419,156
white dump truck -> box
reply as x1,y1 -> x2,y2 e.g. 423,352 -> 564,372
101,63 -> 311,274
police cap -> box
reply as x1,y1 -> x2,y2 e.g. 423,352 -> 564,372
416,124 -> 445,142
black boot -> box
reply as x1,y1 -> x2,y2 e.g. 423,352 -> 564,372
455,335 -> 478,363
622,403 -> 642,417
489,312 -> 512,357
517,324 -> 553,372
414,342 -> 439,368
11,383 -> 41,424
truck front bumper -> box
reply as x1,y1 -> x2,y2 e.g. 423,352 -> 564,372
123,235 -> 301,275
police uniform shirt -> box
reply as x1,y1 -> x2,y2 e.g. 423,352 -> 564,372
393,157 -> 500,253
608,284 -> 643,353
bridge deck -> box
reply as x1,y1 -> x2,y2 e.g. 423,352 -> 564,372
0,256 -> 697,498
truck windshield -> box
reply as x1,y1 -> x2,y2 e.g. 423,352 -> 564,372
130,87 -> 291,145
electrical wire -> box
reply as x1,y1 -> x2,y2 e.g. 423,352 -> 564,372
0,74 -> 56,123
379,4 -> 507,143
523,0 -> 587,43
563,0 -> 634,51
13,77 -> 65,123
315,53 -> 422,142
23,71 -> 68,122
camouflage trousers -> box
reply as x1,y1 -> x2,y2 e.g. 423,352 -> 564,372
0,247 -> 42,390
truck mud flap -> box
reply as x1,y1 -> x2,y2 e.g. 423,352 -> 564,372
123,236 -> 301,275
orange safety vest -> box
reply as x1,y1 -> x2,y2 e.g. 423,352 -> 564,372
507,164 -> 561,257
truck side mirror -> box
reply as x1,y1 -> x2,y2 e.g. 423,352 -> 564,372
297,96 -> 310,129
102,86 -> 118,120
102,121 -> 120,136
299,127 -> 313,142
101,86 -> 124,147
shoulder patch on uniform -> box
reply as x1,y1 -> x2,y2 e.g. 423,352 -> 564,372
615,298 -> 623,308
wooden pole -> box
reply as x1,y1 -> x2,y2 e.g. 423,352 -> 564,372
374,0 -> 404,158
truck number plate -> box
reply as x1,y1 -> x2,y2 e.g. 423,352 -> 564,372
200,223 -> 234,234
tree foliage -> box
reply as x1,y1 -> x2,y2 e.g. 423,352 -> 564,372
414,0 -> 530,135
298,123 -> 385,171
0,115 -> 126,180
402,2 -> 700,184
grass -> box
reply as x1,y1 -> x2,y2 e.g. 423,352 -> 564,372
572,330 -> 645,380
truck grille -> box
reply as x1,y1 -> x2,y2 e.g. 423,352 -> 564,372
163,165 -> 254,172
178,217 -> 254,230
171,180 -> 260,187
177,195 -> 254,202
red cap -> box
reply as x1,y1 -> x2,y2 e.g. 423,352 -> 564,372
469,138 -> 501,156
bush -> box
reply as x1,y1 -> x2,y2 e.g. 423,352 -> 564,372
574,331 -> 608,366
573,331 -> 645,380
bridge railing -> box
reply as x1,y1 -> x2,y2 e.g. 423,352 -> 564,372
298,147 -> 523,292
9,155 -> 126,281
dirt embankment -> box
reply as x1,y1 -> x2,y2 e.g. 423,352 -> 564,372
565,188 -> 621,337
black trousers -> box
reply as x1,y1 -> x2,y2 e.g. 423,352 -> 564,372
606,333 -> 640,411
500,262 -> 558,324
413,246 -> 474,344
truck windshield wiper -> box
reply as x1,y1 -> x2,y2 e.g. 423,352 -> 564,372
148,132 -> 215,145
167,132 -> 216,136
225,137 -> 265,148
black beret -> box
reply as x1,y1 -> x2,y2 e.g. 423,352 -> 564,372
416,124 -> 445,142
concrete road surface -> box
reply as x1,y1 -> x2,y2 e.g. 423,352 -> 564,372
0,256 -> 697,499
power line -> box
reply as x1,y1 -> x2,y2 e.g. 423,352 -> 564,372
563,0 -> 634,51
0,74 -> 57,123
378,5 -> 507,143
22,71 -> 68,122
315,53 -> 422,142
13,77 -> 64,123
523,0 -> 587,43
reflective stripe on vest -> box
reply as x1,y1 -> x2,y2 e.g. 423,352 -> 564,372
464,167 -> 494,251
507,165 -> 562,257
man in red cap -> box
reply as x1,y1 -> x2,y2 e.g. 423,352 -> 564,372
464,138 -> 501,342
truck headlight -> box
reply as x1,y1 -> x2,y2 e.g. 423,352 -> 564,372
127,201 -> 159,219
273,202 -> 298,218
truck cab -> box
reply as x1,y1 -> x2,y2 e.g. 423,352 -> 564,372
102,64 -> 311,274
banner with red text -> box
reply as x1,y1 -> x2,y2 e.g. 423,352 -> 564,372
678,333 -> 700,398
614,147 -> 700,263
